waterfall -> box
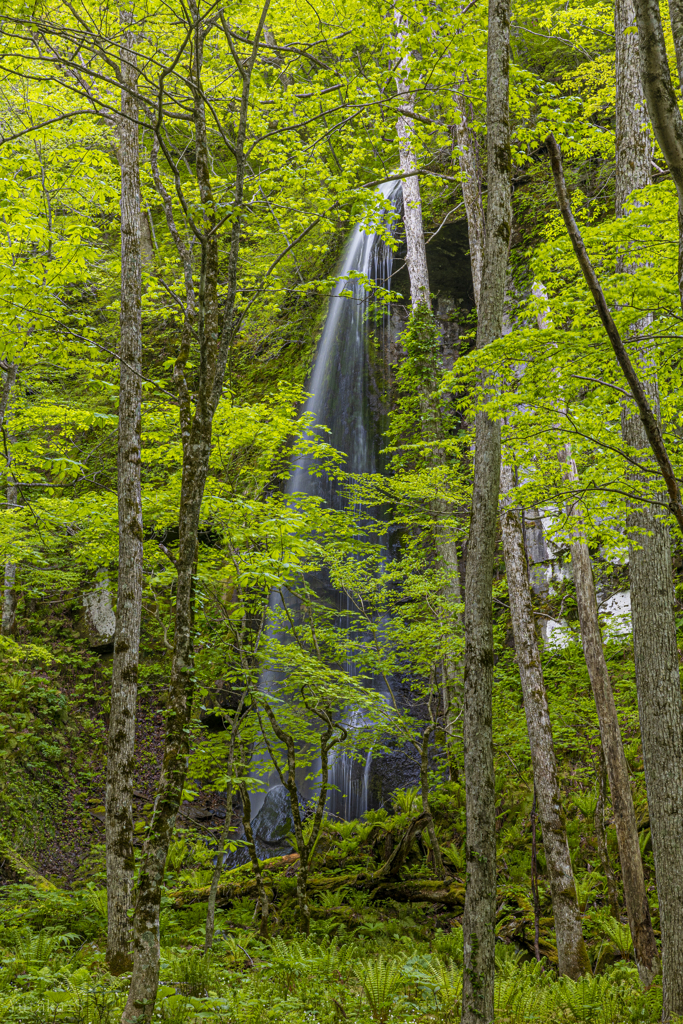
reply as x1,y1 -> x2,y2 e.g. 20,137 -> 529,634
290,181 -> 398,502
273,182 -> 399,821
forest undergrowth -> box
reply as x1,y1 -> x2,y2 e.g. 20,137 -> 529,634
0,593 -> 676,1023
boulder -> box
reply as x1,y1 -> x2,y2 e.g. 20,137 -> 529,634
83,572 -> 116,650
251,784 -> 301,860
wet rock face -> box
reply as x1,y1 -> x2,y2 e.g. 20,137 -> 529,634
367,743 -> 421,810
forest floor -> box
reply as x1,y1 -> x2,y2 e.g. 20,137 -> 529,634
0,810 -> 669,1024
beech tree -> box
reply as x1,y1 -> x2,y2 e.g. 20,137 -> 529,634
461,0 -> 511,1017
105,4 -> 144,976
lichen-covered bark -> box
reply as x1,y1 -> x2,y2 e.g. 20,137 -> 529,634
632,0 -> 683,306
105,4 -> 143,976
615,0 -> 651,214
461,0 -> 511,1014
622,396 -> 683,1016
0,363 -> 18,638
453,88 -> 485,307
611,4 -> 665,988
121,4 -> 270,1017
500,465 -> 590,979
239,781 -> 270,938
570,534 -> 658,986
394,11 -> 430,308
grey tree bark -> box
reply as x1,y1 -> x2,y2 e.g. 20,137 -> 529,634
632,0 -> 683,306
500,465 -> 590,979
0,363 -> 18,638
461,0 -> 511,1015
122,4 -> 271,1018
612,0 -> 667,989
615,0 -> 652,213
568,525 -> 659,986
453,88 -> 485,306
620,416 -> 683,1014
105,4 -> 144,977
668,0 -> 683,100
204,693 -> 247,951
394,11 -> 430,307
239,778 -> 270,938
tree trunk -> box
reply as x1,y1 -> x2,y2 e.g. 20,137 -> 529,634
453,88 -> 485,307
0,363 -> 18,638
622,397 -> 683,1015
239,782 -> 270,938
615,0 -> 651,214
420,724 -> 445,879
461,0 -> 511,1015
668,0 -> 683,109
394,11 -> 430,308
594,747 -> 622,920
121,1 -> 270,1014
105,3 -> 144,977
500,464 -> 590,979
530,791 -> 541,961
632,0 -> 683,307
610,1 -> 663,988
569,533 -> 658,985
1,482 -> 17,636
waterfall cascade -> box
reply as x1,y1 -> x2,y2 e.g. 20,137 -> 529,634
288,182 -> 399,820
252,183 -> 399,824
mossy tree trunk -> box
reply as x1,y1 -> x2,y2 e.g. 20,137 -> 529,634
105,3 -> 143,977
460,0 -> 511,1017
500,464 -> 590,979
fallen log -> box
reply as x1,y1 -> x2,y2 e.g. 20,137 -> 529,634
170,855 -> 465,912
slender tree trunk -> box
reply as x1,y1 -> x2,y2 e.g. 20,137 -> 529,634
632,0 -> 683,307
622,394 -> 683,1015
420,724 -> 445,879
204,695 -> 248,952
594,747 -> 622,920
461,0 -> 511,1015
453,88 -> 485,306
239,781 -> 270,938
0,363 -> 18,637
611,1 -> 663,988
394,11 -> 430,307
122,3 -> 270,1015
530,791 -> 541,961
500,465 -> 590,978
1,482 -> 17,636
105,4 -> 144,977
260,702 -> 339,936
569,531 -> 658,985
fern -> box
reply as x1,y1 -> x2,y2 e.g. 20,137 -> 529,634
600,917 -> 633,957
442,841 -> 466,873
356,955 -> 405,1023
392,786 -> 420,815
84,884 -> 108,921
